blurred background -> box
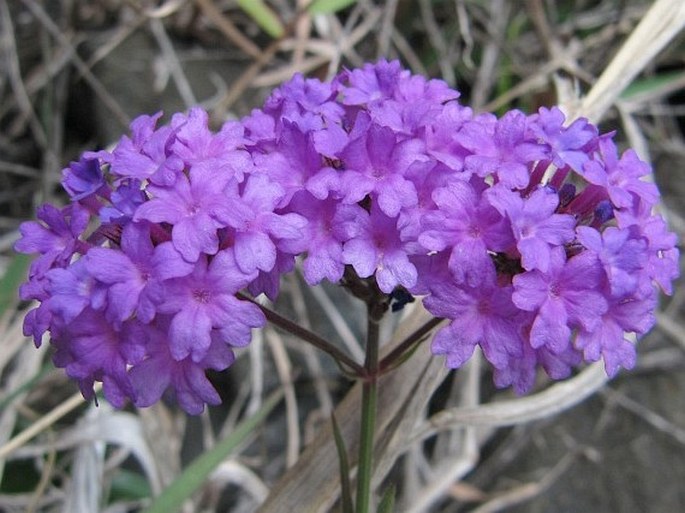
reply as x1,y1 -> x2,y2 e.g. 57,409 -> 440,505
1,1 -> 684,512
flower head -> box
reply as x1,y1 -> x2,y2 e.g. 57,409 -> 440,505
15,60 -> 678,410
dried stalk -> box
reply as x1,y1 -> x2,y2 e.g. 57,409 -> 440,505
574,0 -> 685,122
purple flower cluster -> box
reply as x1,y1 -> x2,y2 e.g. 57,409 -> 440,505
16,60 -> 678,412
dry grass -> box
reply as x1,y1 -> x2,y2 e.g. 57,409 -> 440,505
1,1 -> 684,512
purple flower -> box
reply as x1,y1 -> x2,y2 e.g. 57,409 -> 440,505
264,73 -> 343,131
172,108 -> 242,161
339,114 -> 423,217
368,73 -> 458,135
130,319 -> 235,414
15,62 -> 680,410
512,248 -> 607,353
284,191 -> 362,285
419,180 -> 513,286
423,103 -> 473,172
99,179 -> 146,225
230,174 -> 307,274
616,205 -> 680,295
157,249 -> 265,362
339,59 -> 405,106
425,275 -> 524,370
15,203 -> 90,271
85,223 -> 193,325
22,304 -> 52,347
580,138 -> 659,209
492,336 -> 584,395
51,308 -> 146,408
460,110 -> 547,189
254,121 -> 340,202
528,107 -> 598,172
243,108 -> 276,145
61,154 -> 107,201
576,225 -> 646,296
133,166 -> 246,262
343,203 -> 417,293
247,251 -> 296,301
109,112 -> 184,186
575,292 -> 656,377
45,258 -> 107,325
487,186 -> 575,272
492,341 -> 538,394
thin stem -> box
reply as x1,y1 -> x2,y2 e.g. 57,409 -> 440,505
378,316 -> 444,375
355,315 -> 380,513
238,293 -> 365,376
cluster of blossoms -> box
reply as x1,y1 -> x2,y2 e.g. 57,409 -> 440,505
16,60 -> 678,413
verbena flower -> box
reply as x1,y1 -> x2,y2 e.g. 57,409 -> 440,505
157,249 -> 264,362
342,203 -> 417,293
15,60 -> 679,412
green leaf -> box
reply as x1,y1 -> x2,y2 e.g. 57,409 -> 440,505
236,0 -> 285,39
377,484 -> 396,513
0,254 -> 31,317
141,391 -> 283,513
308,0 -> 357,14
331,412 -> 354,513
109,469 -> 152,502
620,71 -> 685,100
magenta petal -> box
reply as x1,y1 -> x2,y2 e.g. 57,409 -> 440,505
152,242 -> 195,280
172,216 -> 219,262
133,197 -> 184,224
235,231 -> 277,273
86,248 -> 137,283
530,300 -> 569,351
303,244 -> 344,285
130,356 -> 171,407
169,306 -> 212,362
431,324 -> 478,369
343,239 -> 377,278
177,364 -> 221,414
107,282 -> 141,324
512,272 -> 548,311
378,250 -> 417,292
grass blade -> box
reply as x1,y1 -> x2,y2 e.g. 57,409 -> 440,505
620,70 -> 685,101
377,484 -> 396,513
141,390 -> 283,513
0,254 -> 30,317
308,0 -> 357,15
236,0 -> 285,39
331,412 -> 354,513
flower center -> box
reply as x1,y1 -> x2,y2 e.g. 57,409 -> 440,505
477,297 -> 491,315
193,289 -> 211,303
549,282 -> 561,298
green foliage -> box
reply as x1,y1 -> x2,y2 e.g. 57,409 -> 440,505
0,254 -> 30,317
377,484 -> 396,513
621,71 -> 685,100
108,469 -> 152,502
331,412 -> 354,513
140,391 -> 282,513
308,0 -> 357,15
237,0 -> 285,38
0,459 -> 41,493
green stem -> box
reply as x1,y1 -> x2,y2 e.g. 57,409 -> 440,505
239,293 -> 365,376
356,315 -> 380,513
